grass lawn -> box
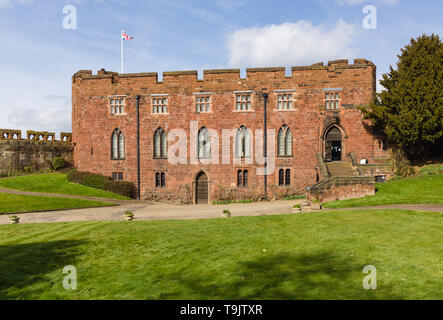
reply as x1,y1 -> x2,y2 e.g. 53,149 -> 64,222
324,174 -> 443,208
0,209 -> 441,299
0,193 -> 116,215
0,173 -> 129,200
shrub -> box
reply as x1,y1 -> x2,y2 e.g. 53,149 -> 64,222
67,169 -> 136,198
389,149 -> 416,177
419,164 -> 443,176
284,194 -> 306,200
293,204 -> 301,209
52,157 -> 68,171
125,211 -> 134,217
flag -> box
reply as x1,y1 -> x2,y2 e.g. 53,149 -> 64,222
121,30 -> 134,40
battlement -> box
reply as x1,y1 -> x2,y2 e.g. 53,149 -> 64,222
73,59 -> 375,84
0,129 -> 72,142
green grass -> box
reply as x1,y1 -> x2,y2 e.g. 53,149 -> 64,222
0,193 -> 116,214
0,210 -> 441,299
324,174 -> 443,208
0,173 -> 129,200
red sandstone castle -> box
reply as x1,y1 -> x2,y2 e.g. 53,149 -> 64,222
72,59 -> 388,204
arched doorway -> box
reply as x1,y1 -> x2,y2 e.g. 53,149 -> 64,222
195,171 -> 209,204
325,126 -> 342,161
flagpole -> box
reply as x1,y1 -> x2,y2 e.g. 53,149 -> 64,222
121,31 -> 124,74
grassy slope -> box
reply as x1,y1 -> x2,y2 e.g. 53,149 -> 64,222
0,193 -> 116,214
0,174 -> 129,200
0,210 -> 441,299
324,175 -> 443,208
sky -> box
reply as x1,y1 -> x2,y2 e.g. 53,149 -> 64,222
0,0 -> 441,136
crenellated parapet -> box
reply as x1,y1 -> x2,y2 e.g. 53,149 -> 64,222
0,129 -> 72,142
72,59 -> 376,85
0,129 -> 21,140
60,132 -> 72,142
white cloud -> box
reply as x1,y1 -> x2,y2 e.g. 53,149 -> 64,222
337,0 -> 399,6
227,19 -> 358,67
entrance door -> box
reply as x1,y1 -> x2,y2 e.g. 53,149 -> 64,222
325,126 -> 342,162
195,172 -> 208,204
331,141 -> 342,161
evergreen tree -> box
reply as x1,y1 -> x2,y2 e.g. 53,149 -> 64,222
361,34 -> 443,160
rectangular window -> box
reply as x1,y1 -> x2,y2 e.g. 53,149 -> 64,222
237,170 -> 248,187
235,94 -> 252,111
325,92 -> 340,110
276,93 -> 294,110
155,172 -> 166,188
196,96 -> 211,113
152,97 -> 168,114
112,172 -> 123,181
110,98 -> 125,114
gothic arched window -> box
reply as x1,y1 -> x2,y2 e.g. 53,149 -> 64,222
111,129 -> 125,159
198,127 -> 211,159
278,125 -> 293,157
235,125 -> 251,158
154,127 -> 167,158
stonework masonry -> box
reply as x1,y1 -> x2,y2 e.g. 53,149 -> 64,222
0,130 -> 73,175
72,59 -> 388,203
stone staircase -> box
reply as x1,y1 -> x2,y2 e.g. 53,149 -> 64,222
326,161 -> 359,177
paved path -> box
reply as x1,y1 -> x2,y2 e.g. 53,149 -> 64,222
0,188 -> 442,225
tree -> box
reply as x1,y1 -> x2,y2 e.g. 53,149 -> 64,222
361,34 -> 443,160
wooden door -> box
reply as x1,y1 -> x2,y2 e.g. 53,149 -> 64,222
195,172 -> 208,204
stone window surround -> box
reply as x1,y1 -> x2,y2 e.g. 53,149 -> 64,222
236,168 -> 249,188
193,92 -> 212,114
277,168 -> 292,187
108,95 -> 127,115
274,89 -> 297,111
150,94 -> 169,115
233,91 -> 254,112
323,88 -> 342,110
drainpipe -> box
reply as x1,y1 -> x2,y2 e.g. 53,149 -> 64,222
136,95 -> 141,200
262,92 -> 269,199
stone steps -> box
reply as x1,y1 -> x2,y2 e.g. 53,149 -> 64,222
326,161 -> 358,177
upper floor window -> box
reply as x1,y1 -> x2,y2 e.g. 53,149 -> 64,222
198,127 -> 211,159
154,128 -> 167,159
196,95 -> 211,113
235,93 -> 252,111
152,96 -> 168,114
111,128 -> 125,159
276,93 -> 294,110
235,125 -> 251,158
110,97 -> 125,114
325,92 -> 340,110
278,125 -> 293,157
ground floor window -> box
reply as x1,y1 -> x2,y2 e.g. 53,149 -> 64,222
155,172 -> 166,188
278,169 -> 291,186
237,170 -> 248,187
112,172 -> 123,181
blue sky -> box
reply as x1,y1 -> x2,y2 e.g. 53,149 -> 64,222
0,0 -> 441,135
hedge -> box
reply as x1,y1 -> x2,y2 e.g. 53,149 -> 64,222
67,169 -> 136,198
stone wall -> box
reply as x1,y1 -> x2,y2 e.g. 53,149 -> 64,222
72,59 -> 388,202
0,129 -> 73,175
308,176 -> 376,203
